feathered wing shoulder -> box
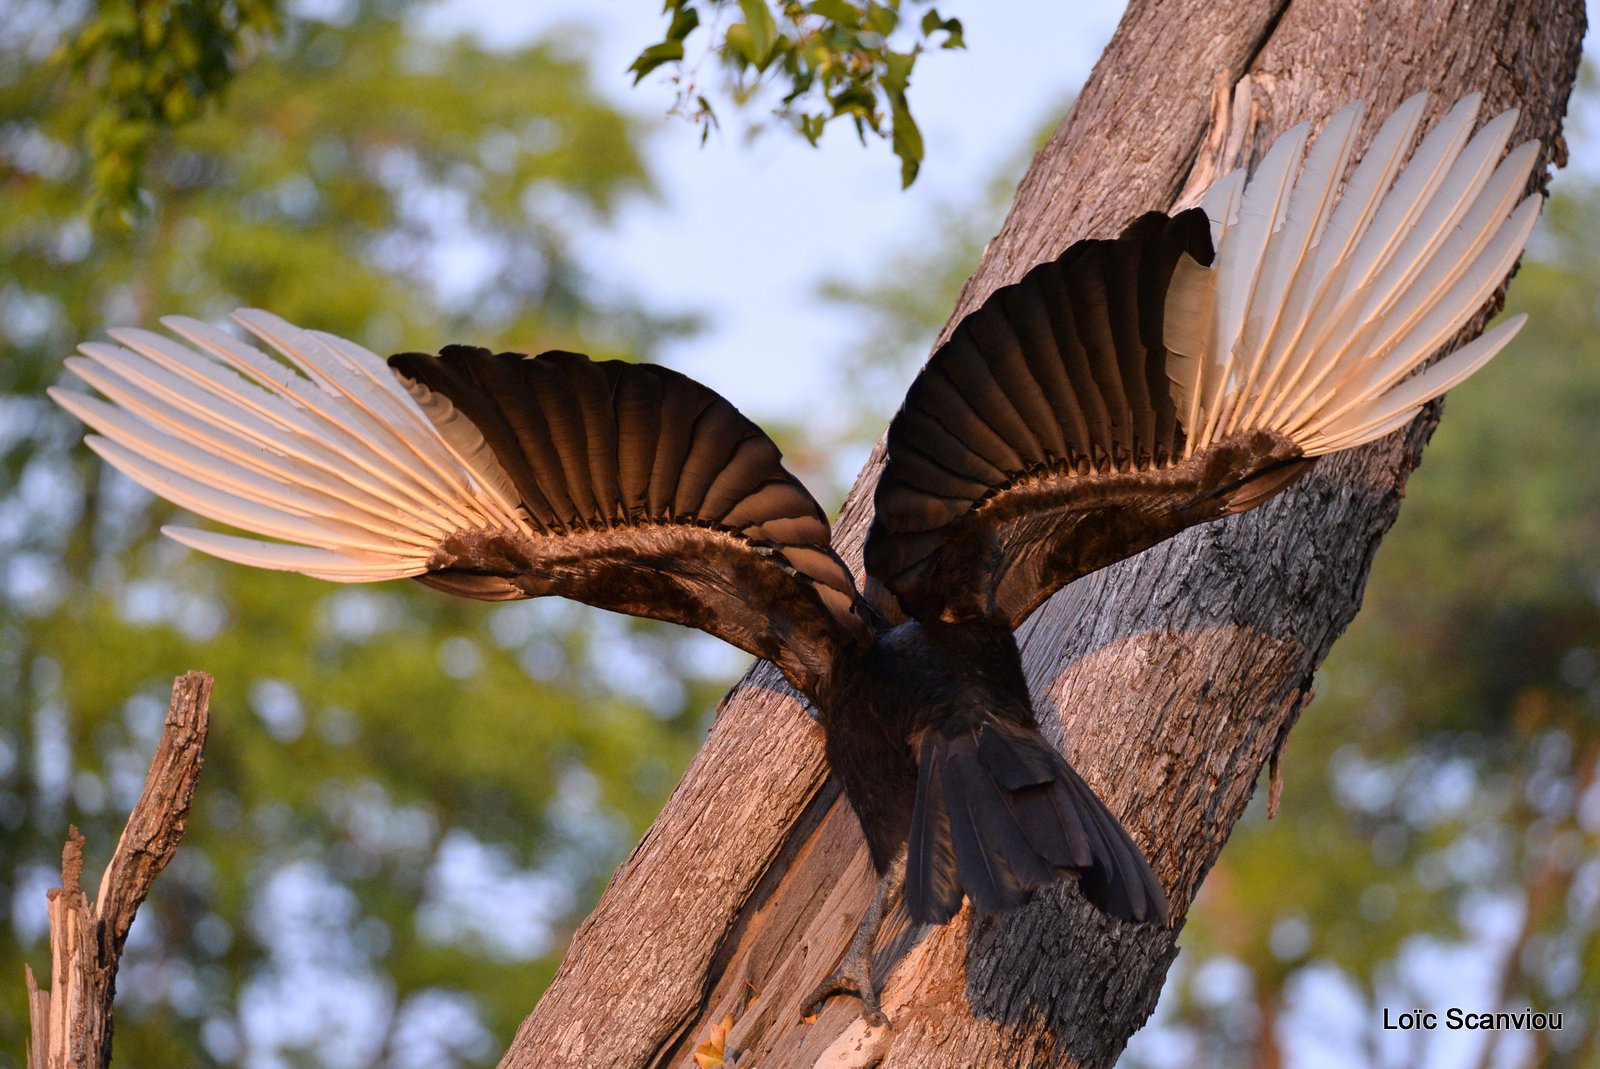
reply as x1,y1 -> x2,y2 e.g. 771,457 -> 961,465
866,93 -> 1540,629
50,313 -> 866,700
865,209 -> 1222,624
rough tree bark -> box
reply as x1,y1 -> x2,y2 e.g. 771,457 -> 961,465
499,2 -> 1585,1067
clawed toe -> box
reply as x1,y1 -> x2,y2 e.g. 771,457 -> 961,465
801,853 -> 904,1027
802,964 -> 887,1026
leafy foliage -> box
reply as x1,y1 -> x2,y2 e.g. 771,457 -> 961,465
51,0 -> 283,223
631,0 -> 964,187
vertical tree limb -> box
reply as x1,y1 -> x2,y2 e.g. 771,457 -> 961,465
500,2 -> 1586,1066
25,670 -> 212,1069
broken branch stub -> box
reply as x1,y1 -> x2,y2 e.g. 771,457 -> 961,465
25,670 -> 213,1069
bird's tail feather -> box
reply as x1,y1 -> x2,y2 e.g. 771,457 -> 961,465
1166,92 -> 1539,458
905,715 -> 1169,927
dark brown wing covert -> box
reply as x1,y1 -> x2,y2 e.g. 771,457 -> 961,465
865,209 -> 1311,628
389,346 -> 865,700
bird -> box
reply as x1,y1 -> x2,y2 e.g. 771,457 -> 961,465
50,92 -> 1540,1025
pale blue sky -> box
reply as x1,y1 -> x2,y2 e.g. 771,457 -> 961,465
419,1 -> 1122,425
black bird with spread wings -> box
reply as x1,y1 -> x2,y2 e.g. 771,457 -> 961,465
51,94 -> 1541,1023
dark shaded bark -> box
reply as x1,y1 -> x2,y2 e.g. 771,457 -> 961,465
498,2 -> 1587,1066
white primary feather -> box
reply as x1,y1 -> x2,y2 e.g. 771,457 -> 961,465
1294,194 -> 1540,436
1350,109 -> 1518,325
53,313 -> 535,583
229,311 -> 517,528
1243,94 -> 1431,431
1194,165 -> 1252,441
164,527 -> 423,582
83,333 -> 449,523
1337,95 -> 1481,298
125,317 -> 483,533
1231,101 -> 1365,432
86,436 -> 407,553
1166,167 -> 1244,437
57,354 -> 457,540
1320,140 -> 1536,397
1169,92 -> 1540,459
67,344 -> 467,535
1300,315 -> 1527,453
1273,97 -> 1486,414
1201,120 -> 1309,445
50,389 -> 440,549
187,321 -> 481,528
1164,240 -> 1219,429
398,375 -> 528,524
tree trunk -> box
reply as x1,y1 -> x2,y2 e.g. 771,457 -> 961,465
498,2 -> 1585,1066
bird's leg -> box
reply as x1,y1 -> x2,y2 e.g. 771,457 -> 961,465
802,848 -> 906,1026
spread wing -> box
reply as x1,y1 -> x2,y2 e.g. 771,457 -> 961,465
50,312 -> 866,700
866,93 -> 1538,628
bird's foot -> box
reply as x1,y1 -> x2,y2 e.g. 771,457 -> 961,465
802,948 -> 887,1027
803,852 -> 904,1027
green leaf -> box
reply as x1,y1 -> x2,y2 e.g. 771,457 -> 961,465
723,22 -> 754,68
738,0 -> 778,68
162,84 -> 195,123
889,90 -> 923,187
829,83 -> 878,122
807,0 -> 861,23
882,49 -> 915,93
628,0 -> 964,191
697,95 -> 719,144
666,5 -> 700,41
59,0 -> 288,219
920,9 -> 965,48
628,39 -> 685,83
781,66 -> 816,104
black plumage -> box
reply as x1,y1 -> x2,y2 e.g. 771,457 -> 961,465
376,214 -> 1228,973
389,348 -> 863,698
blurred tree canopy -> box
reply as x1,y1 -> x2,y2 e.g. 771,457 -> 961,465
2,3 -> 726,1066
56,0 -> 280,223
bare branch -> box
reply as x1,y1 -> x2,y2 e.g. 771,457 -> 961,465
25,670 -> 213,1069
94,671 -> 212,956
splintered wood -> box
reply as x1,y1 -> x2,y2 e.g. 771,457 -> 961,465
25,670 -> 212,1069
